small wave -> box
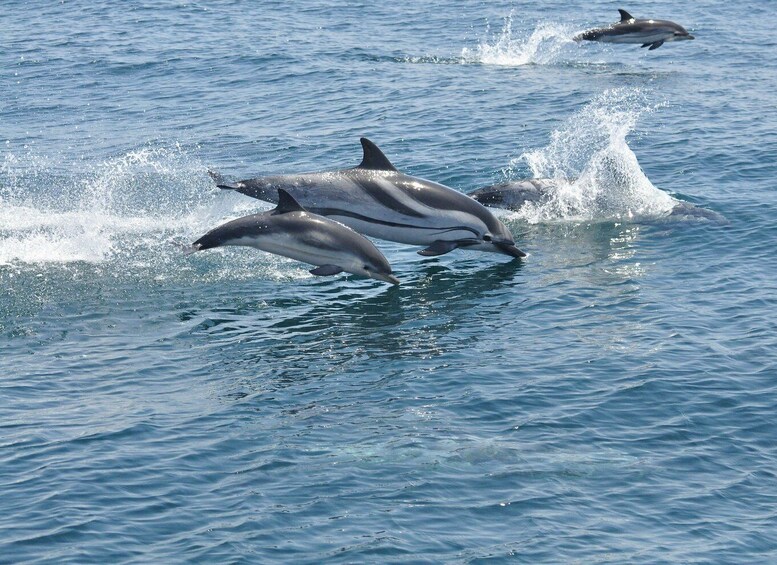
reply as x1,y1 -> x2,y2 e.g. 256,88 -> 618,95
393,55 -> 463,65
461,16 -> 578,67
352,52 -> 464,65
505,88 -> 676,223
0,207 -> 167,264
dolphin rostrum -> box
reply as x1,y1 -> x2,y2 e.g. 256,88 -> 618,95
210,138 -> 525,259
574,9 -> 694,50
190,189 -> 400,284
468,179 -> 726,222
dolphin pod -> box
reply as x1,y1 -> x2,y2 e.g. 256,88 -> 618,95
192,8 -> 701,285
190,189 -> 400,284
211,138 -> 526,259
575,9 -> 694,50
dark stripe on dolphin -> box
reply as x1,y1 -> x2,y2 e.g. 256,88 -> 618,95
355,178 -> 426,218
193,216 -> 279,250
307,206 -> 481,237
392,179 -> 489,216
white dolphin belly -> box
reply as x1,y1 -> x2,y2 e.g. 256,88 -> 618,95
603,32 -> 671,44
231,233 -> 358,270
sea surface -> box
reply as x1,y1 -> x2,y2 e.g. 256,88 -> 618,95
2,1 -> 776,562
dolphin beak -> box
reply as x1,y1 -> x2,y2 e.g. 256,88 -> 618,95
495,242 -> 527,258
373,273 -> 401,285
687,34 -> 695,40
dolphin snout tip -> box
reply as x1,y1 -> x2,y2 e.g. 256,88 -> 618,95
496,242 -> 527,259
374,273 -> 401,285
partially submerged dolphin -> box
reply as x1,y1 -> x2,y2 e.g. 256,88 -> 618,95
469,179 -> 557,211
469,179 -> 726,222
210,138 -> 525,258
190,189 -> 400,284
575,9 -> 694,50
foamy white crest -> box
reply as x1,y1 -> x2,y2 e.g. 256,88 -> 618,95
510,88 -> 675,223
461,16 -> 577,66
0,145 -> 264,266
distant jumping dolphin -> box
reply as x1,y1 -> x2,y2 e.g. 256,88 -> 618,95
468,179 -> 726,222
574,9 -> 694,50
190,189 -> 400,284
210,138 -> 525,258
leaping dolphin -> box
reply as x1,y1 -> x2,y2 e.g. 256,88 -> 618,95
210,138 -> 526,259
468,179 -> 726,222
190,189 -> 400,284
574,9 -> 694,50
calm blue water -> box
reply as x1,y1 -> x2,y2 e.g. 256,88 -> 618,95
2,1 -> 776,562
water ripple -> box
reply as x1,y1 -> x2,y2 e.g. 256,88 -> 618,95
2,0 -> 777,562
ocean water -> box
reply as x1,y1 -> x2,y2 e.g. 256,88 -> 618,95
2,0 -> 776,562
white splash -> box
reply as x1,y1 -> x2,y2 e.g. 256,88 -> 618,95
509,88 -> 676,223
461,16 -> 578,66
0,145 -> 261,266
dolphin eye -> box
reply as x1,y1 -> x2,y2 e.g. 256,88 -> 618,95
483,235 -> 492,242
363,265 -> 371,271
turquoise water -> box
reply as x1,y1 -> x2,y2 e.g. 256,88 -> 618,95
2,1 -> 776,562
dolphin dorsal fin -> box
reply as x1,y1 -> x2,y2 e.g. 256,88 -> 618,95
357,138 -> 398,171
273,189 -> 306,214
618,9 -> 635,22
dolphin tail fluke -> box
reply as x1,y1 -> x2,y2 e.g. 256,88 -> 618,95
208,170 -> 239,190
574,29 -> 603,42
172,240 -> 201,255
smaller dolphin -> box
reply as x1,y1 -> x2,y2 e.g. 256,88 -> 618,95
469,179 -> 725,222
575,9 -> 694,50
190,189 -> 400,284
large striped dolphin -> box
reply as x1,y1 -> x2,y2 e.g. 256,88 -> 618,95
190,189 -> 400,284
574,9 -> 694,51
210,138 -> 525,258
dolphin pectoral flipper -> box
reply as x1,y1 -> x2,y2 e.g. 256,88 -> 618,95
641,43 -> 651,48
310,265 -> 344,276
417,241 -> 460,256
648,40 -> 664,50
208,170 -> 225,183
